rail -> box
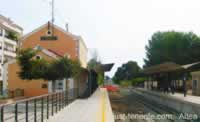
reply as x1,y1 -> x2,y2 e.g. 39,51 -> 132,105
0,88 -> 78,122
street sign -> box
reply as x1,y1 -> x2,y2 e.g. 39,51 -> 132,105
40,36 -> 58,41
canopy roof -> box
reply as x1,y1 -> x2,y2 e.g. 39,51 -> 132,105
100,63 -> 114,72
142,62 -> 200,74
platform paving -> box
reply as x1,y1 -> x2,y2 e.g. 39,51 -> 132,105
46,88 -> 114,122
169,92 -> 200,105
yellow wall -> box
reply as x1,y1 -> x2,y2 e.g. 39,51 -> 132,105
21,24 -> 78,60
7,23 -> 88,97
7,62 -> 48,97
78,39 -> 88,68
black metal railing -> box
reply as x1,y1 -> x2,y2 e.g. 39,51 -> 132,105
0,88 -> 78,122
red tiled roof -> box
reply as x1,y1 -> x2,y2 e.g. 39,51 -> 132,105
47,49 -> 66,57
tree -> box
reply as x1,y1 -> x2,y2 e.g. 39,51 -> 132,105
17,48 -> 42,79
113,61 -> 141,83
131,77 -> 145,86
71,60 -> 82,79
7,31 -> 18,41
87,58 -> 104,85
87,58 -> 101,71
144,31 -> 200,67
87,49 -> 105,85
17,49 -> 80,92
105,75 -> 111,81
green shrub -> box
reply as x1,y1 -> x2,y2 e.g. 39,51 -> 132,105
131,77 -> 145,86
0,95 -> 7,99
120,80 -> 131,87
7,31 -> 18,41
98,73 -> 104,85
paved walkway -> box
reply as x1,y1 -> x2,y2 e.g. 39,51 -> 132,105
46,88 -> 114,122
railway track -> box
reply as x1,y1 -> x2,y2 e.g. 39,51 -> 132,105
110,88 -> 192,122
129,89 -> 187,122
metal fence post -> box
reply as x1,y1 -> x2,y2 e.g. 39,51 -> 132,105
74,88 -> 76,99
62,91 -> 65,108
77,87 -> 79,98
41,98 -> 44,122
15,104 -> 18,122
61,92 -> 63,108
61,92 -> 62,108
56,93 -> 58,113
67,90 -> 69,105
59,93 -> 61,110
0,93 -> 73,122
58,93 -> 60,111
47,96 -> 49,119
52,94 -> 54,116
25,101 -> 28,122
34,99 -> 37,122
65,91 -> 68,106
1,106 -> 4,122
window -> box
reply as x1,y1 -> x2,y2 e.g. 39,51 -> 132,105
4,30 -> 9,38
42,84 -> 48,88
57,82 -> 63,90
193,80 -> 197,89
0,28 -> 2,36
58,82 -> 63,86
35,55 -> 42,60
47,30 -> 52,35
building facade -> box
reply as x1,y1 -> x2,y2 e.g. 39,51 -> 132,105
20,23 -> 87,67
5,46 -> 63,97
5,23 -> 88,97
0,15 -> 23,95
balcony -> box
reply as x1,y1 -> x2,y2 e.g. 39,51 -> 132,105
0,66 -> 2,81
4,50 -> 16,57
0,36 -> 17,58
0,36 -> 17,46
1,21 -> 22,34
0,50 -> 16,58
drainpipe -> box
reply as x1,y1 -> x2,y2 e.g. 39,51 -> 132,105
1,29 -> 4,65
89,70 -> 92,96
1,30 -> 5,96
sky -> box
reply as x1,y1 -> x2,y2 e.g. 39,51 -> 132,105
1,0 -> 200,77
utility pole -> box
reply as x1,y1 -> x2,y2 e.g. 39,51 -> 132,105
52,0 -> 55,24
51,0 -> 55,36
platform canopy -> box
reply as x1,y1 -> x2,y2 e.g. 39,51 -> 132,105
100,63 -> 114,72
142,62 -> 200,75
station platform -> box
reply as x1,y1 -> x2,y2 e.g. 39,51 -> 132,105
170,92 -> 200,105
137,88 -> 200,105
135,88 -> 200,117
46,88 -> 114,122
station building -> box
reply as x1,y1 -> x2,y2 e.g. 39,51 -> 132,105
142,62 -> 200,96
4,22 -> 88,97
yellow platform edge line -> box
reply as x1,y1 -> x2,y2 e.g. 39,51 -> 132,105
102,89 -> 106,122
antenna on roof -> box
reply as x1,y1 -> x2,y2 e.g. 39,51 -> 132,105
51,0 -> 55,24
65,23 -> 69,32
48,0 -> 55,36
